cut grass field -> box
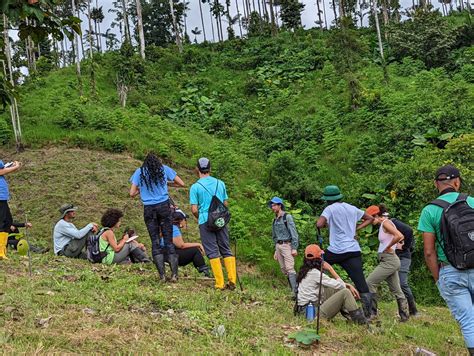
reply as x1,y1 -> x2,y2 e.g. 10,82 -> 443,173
0,147 -> 468,354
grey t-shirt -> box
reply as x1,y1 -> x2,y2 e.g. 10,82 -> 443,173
321,202 -> 364,254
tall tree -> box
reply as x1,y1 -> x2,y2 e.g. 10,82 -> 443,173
71,0 -> 83,95
90,5 -> 104,52
279,0 -> 304,30
169,0 -> 183,51
198,0 -> 207,41
268,0 -> 277,34
135,0 -> 145,59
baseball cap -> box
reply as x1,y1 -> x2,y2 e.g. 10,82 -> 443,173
435,165 -> 461,181
173,208 -> 188,221
59,203 -> 77,218
197,157 -> 211,172
366,205 -> 380,217
305,244 -> 323,260
268,196 -> 285,210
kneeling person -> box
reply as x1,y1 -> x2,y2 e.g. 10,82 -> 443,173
53,204 -> 98,259
297,244 -> 367,324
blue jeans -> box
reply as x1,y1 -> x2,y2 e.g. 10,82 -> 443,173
437,265 -> 474,348
399,256 -> 415,302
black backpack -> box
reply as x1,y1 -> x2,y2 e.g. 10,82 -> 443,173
430,193 -> 474,270
198,180 -> 231,231
87,227 -> 110,263
391,218 -> 415,252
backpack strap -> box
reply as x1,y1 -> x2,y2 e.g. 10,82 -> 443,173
98,227 -> 111,253
430,198 -> 450,210
197,181 -> 218,197
273,213 -> 290,234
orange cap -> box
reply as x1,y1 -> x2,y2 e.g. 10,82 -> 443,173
366,205 -> 380,217
305,244 -> 323,260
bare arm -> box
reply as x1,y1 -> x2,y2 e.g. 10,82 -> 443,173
104,230 -> 127,253
191,204 -> 199,219
168,175 -> 185,188
356,212 -> 374,231
173,236 -> 204,253
323,261 -> 340,280
129,184 -> 140,198
316,216 -> 327,229
0,161 -> 21,176
224,200 -> 228,207
423,232 -> 439,281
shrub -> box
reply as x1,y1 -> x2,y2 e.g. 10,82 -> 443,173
55,103 -> 87,129
0,118 -> 11,145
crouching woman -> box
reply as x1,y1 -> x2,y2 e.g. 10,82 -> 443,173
99,208 -> 150,264
296,244 -> 367,324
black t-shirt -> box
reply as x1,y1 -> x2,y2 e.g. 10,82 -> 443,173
391,218 -> 414,259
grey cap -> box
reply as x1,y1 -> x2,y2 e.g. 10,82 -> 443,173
59,203 -> 78,218
197,157 -> 211,172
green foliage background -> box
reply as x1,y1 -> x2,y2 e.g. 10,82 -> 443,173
2,12 -> 473,306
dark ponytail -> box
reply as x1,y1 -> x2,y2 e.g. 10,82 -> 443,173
296,258 -> 322,284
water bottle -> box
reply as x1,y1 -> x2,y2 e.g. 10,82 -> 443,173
305,303 -> 315,321
159,237 -> 165,248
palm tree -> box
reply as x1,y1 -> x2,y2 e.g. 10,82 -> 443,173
198,1 -> 207,41
103,29 -> 119,50
71,0 -> 83,95
90,6 -> 104,52
316,0 -> 323,28
169,0 -> 183,51
191,26 -> 202,43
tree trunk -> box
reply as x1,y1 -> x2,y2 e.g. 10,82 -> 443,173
322,0 -> 328,28
3,15 -> 23,152
371,0 -> 388,82
358,0 -> 364,26
332,0 -> 338,23
316,0 -> 323,28
209,4 -> 216,42
338,0 -> 345,19
268,0 -> 277,34
121,0 -> 131,43
169,0 -> 183,51
381,0 -> 388,28
234,0 -> 243,37
71,0 -> 83,96
135,0 -> 146,59
87,1 -> 94,58
198,0 -> 207,41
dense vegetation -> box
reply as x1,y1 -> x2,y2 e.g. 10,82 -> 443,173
1,9 -> 473,308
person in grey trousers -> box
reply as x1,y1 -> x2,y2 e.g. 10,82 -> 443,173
269,196 -> 299,297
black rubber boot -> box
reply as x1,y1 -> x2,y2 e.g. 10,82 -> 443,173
348,308 -> 368,325
360,293 -> 375,319
130,248 -> 151,263
468,348 -> 474,356
407,295 -> 418,316
198,265 -> 211,277
153,254 -> 166,281
288,273 -> 297,299
397,298 -> 410,322
168,253 -> 179,283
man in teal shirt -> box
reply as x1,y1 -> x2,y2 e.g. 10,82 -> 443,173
418,165 -> 474,354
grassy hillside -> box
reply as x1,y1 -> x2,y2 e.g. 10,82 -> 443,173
0,148 -> 468,354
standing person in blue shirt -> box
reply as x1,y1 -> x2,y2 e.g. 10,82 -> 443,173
316,185 -> 374,318
130,152 -> 185,282
190,157 -> 236,290
418,165 -> 474,355
268,196 -> 299,297
0,160 -> 22,260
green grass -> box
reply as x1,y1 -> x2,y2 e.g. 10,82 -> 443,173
0,147 -> 468,354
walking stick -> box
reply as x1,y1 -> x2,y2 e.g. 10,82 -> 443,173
316,228 -> 324,344
24,213 -> 32,277
232,234 -> 244,291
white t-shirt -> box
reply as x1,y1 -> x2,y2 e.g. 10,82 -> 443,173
297,269 -> 345,306
321,202 -> 364,254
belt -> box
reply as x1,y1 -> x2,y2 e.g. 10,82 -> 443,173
277,240 -> 291,245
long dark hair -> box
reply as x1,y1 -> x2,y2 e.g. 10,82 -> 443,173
296,257 -> 323,284
140,152 -> 166,191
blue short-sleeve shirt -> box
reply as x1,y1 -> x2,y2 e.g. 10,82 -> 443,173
172,225 -> 181,238
0,161 -> 10,201
130,165 -> 177,205
190,176 -> 228,225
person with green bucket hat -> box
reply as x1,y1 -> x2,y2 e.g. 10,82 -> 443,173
316,185 -> 375,319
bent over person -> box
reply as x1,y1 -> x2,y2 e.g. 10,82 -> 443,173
418,165 -> 474,355
53,204 -> 98,259
190,157 -> 236,290
268,196 -> 299,297
316,185 -> 374,318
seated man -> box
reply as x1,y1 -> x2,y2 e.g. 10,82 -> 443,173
53,204 -> 98,259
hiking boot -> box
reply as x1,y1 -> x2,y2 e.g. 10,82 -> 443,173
397,298 -> 410,322
168,253 -> 179,282
348,308 -> 368,325
360,293 -> 375,319
225,282 -> 236,291
153,254 -> 166,281
468,348 -> 473,356
130,248 -> 151,263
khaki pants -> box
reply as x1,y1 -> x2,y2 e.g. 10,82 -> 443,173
366,252 -> 405,300
275,243 -> 295,275
320,288 -> 359,319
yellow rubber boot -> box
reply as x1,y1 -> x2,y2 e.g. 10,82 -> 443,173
223,256 -> 237,290
209,258 -> 225,289
0,232 -> 9,260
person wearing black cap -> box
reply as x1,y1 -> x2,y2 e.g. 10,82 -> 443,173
189,157 -> 236,290
268,196 -> 299,297
171,209 -> 211,277
53,204 -> 98,259
418,165 -> 474,354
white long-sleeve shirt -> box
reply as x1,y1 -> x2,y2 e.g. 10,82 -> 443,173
53,219 -> 93,254
297,269 -> 345,306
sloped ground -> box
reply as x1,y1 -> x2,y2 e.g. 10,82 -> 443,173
0,148 -> 468,354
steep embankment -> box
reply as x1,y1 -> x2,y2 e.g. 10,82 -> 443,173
0,147 -> 469,354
